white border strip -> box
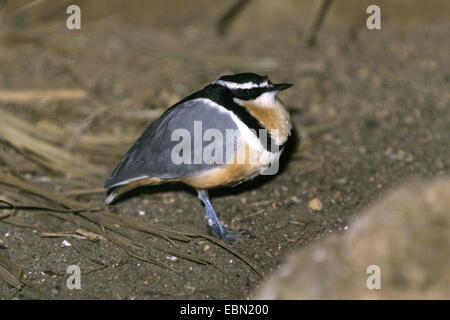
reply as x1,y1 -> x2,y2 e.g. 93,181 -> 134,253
213,79 -> 269,90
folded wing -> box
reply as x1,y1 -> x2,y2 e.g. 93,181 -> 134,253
104,98 -> 239,189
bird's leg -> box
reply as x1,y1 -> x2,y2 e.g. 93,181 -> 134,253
198,189 -> 225,236
197,190 -> 249,243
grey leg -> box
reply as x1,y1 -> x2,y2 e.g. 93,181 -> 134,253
197,190 -> 249,243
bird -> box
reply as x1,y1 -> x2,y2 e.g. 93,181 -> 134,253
104,73 -> 292,242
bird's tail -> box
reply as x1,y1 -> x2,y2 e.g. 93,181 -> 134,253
105,186 -> 122,205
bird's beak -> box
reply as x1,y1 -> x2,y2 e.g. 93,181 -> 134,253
273,83 -> 293,91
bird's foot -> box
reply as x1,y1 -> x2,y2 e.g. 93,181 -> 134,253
209,225 -> 252,244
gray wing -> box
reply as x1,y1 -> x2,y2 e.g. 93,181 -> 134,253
104,98 -> 239,188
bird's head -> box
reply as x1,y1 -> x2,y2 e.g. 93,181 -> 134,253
212,72 -> 292,106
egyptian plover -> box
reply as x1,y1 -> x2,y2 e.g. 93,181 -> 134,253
105,73 -> 292,241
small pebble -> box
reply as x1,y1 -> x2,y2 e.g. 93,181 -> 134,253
61,240 -> 72,247
308,198 -> 323,211
390,150 -> 406,161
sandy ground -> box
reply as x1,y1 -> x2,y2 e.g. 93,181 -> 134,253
0,1 -> 449,299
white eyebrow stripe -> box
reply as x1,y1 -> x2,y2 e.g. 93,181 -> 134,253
213,79 -> 269,89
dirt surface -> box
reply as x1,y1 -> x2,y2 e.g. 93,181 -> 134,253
0,1 -> 449,299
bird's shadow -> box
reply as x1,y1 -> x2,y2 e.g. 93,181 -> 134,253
111,126 -> 300,204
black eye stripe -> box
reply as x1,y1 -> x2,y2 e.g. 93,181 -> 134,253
231,86 -> 273,98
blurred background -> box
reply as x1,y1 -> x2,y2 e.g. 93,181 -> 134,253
0,0 -> 448,299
